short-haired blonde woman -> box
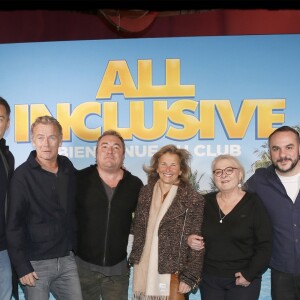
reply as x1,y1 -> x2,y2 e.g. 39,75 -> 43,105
129,144 -> 205,300
188,154 -> 272,300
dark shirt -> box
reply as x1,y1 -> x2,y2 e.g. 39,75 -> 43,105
0,138 -> 14,251
202,191 -> 272,281
6,150 -> 77,278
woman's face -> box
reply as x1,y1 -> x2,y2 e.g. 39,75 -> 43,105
212,158 -> 241,192
157,152 -> 182,185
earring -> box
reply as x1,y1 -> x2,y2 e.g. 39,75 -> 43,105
238,180 -> 243,189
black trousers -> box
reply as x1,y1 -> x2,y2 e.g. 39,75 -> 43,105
271,268 -> 300,300
199,273 -> 261,300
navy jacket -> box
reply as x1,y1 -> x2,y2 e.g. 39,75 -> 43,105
247,165 -> 300,274
6,151 -> 77,278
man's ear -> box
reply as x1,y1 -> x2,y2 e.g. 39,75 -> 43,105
31,136 -> 35,148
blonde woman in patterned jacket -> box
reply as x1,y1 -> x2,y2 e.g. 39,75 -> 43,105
129,144 -> 205,300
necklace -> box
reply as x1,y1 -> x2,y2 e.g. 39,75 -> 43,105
218,206 -> 226,223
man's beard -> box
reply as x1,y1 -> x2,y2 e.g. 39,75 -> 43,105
273,156 -> 299,173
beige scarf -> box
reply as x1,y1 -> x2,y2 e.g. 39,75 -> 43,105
133,181 -> 178,300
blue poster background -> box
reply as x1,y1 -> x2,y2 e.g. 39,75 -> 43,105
2,34 -> 300,300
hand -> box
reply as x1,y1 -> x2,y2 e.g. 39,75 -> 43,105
235,272 -> 250,287
178,281 -> 191,294
20,272 -> 39,286
187,234 -> 205,251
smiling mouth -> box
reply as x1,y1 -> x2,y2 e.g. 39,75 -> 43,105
163,173 -> 173,177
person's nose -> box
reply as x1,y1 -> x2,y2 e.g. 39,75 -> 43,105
107,146 -> 113,153
43,138 -> 50,146
278,149 -> 286,157
220,170 -> 227,178
165,165 -> 174,172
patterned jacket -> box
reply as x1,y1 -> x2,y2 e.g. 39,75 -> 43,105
129,180 -> 205,289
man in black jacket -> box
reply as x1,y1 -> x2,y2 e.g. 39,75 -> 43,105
76,130 -> 143,300
0,97 -> 15,300
6,115 -> 82,300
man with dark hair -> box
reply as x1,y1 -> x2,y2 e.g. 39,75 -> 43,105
247,125 -> 300,300
76,129 -> 143,300
6,115 -> 82,299
0,96 -> 15,300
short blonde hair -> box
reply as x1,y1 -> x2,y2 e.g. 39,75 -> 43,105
211,154 -> 245,182
31,115 -> 63,137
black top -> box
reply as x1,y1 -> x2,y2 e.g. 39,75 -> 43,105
0,138 -> 14,251
76,165 -> 143,267
202,191 -> 272,281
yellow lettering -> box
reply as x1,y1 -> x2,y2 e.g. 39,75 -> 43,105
130,101 -> 168,140
214,99 -> 285,139
15,104 -> 52,142
198,100 -> 216,139
56,103 -> 72,141
71,102 -> 101,141
14,99 -> 286,143
255,99 -> 285,138
96,60 -> 137,99
137,59 -> 195,97
96,59 -> 195,99
14,105 -> 29,142
215,100 -> 256,138
30,104 -> 52,123
167,100 -> 199,139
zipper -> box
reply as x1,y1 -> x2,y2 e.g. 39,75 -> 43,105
176,208 -> 188,269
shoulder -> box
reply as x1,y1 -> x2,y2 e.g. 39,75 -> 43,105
140,183 -> 152,193
250,165 -> 274,179
138,183 -> 155,199
7,149 -> 14,162
185,184 -> 203,198
10,160 -> 30,183
76,164 -> 97,176
204,191 -> 217,201
123,169 -> 144,187
246,165 -> 275,188
58,155 -> 76,173
12,162 -> 25,173
245,191 -> 266,206
177,183 -> 205,206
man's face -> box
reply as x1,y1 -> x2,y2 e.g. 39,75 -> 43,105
31,123 -> 62,163
269,131 -> 300,175
96,135 -> 125,172
0,104 -> 10,139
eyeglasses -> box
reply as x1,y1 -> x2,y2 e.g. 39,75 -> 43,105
213,167 -> 238,177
